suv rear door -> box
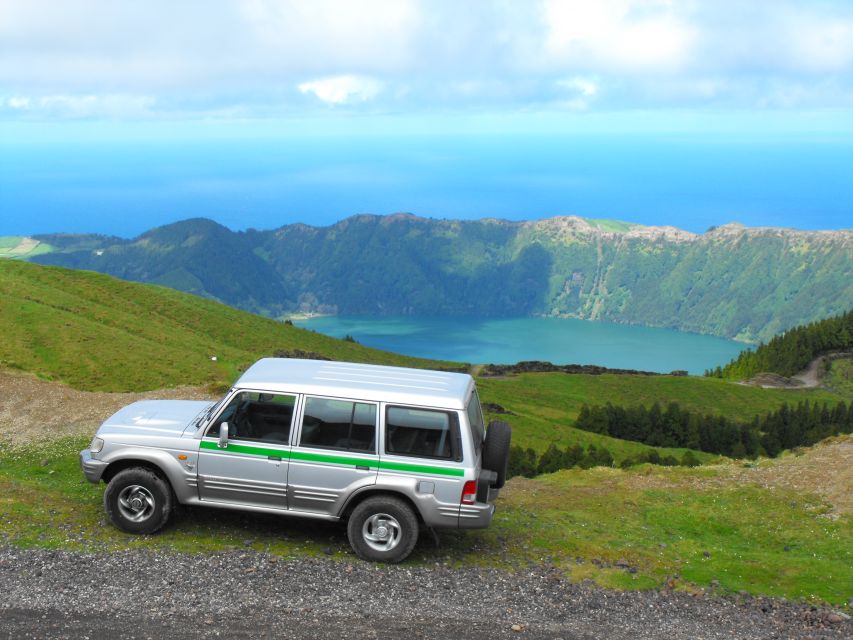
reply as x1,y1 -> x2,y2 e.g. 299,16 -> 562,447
287,395 -> 379,516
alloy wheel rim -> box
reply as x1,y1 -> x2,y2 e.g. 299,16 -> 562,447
117,484 -> 156,522
361,512 -> 402,552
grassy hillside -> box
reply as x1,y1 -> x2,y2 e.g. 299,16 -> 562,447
0,260 -> 456,392
0,236 -> 55,259
2,259 -> 845,464
478,372 -> 844,454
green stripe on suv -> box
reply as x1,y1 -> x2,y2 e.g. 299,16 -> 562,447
199,440 -> 464,477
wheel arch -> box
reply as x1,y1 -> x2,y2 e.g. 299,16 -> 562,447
339,488 -> 424,524
102,458 -> 167,484
100,449 -> 194,503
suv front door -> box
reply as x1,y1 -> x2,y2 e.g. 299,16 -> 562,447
197,390 -> 296,510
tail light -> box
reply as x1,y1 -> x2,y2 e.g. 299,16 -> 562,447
461,480 -> 477,505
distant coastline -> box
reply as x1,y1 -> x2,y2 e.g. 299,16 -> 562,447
283,312 -> 333,322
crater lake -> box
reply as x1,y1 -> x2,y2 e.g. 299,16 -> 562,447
293,316 -> 746,374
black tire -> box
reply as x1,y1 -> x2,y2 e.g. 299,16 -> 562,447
482,420 -> 512,489
104,467 -> 173,535
347,496 -> 419,563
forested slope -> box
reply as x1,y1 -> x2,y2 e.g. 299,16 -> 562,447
709,310 -> 853,379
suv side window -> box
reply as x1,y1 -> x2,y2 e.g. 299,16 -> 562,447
299,397 -> 377,453
386,406 -> 460,460
466,391 -> 486,455
205,391 -> 296,444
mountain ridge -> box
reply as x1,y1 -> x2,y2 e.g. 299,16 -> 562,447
20,213 -> 853,343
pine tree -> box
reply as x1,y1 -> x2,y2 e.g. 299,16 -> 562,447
680,450 -> 701,467
537,443 -> 565,475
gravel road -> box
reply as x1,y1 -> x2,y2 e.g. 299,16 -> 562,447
1,546 -> 849,640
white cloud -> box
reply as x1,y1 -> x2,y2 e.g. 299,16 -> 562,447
238,0 -> 420,73
6,96 -> 31,109
2,93 -> 156,118
1,0 -> 853,117
298,75 -> 383,105
786,16 -> 853,73
540,0 -> 695,72
555,76 -> 599,110
557,77 -> 598,98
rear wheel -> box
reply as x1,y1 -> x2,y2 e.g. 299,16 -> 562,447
104,467 -> 173,534
347,496 -> 419,563
482,420 -> 512,488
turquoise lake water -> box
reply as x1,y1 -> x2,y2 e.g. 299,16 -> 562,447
293,316 -> 746,375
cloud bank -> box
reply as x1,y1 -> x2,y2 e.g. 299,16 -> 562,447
2,0 -> 853,119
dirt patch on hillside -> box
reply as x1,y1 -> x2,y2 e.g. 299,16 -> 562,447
731,437 -> 853,516
643,437 -> 853,516
511,436 -> 853,516
0,369 -> 214,447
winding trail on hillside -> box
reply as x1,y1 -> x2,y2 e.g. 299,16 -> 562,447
744,352 -> 853,390
791,355 -> 826,388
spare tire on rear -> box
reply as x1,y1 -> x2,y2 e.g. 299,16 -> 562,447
481,420 -> 511,489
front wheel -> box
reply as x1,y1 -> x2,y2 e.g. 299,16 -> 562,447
104,467 -> 174,534
347,496 -> 419,563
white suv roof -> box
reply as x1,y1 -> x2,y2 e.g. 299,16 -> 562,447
234,358 -> 475,410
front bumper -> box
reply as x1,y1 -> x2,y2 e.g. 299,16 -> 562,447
79,449 -> 108,484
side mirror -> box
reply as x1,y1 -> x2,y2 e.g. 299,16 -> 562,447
218,422 -> 229,448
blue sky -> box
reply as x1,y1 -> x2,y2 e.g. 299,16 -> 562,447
2,0 -> 853,129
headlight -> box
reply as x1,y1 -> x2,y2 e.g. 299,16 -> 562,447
89,437 -> 104,453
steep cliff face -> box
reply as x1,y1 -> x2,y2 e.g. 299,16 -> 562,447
523,219 -> 853,342
31,214 -> 853,342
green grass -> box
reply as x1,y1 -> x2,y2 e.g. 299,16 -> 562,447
0,260 -> 457,392
825,358 -> 853,397
480,465 -> 852,604
0,236 -> 20,250
585,218 -> 638,232
477,372 -> 845,456
2,437 -> 849,604
0,237 -> 55,259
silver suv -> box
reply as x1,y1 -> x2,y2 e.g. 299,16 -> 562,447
80,358 -> 511,562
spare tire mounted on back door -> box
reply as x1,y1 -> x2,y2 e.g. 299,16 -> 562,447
481,420 -> 511,489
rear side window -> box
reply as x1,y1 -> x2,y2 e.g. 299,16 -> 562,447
386,406 -> 459,460
466,391 -> 486,454
299,397 -> 377,453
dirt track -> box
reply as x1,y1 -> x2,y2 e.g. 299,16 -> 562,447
0,369 -> 213,446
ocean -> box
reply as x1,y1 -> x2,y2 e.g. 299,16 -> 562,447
1,134 -> 851,236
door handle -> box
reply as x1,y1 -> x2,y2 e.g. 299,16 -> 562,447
355,465 -> 370,471
268,456 -> 282,462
